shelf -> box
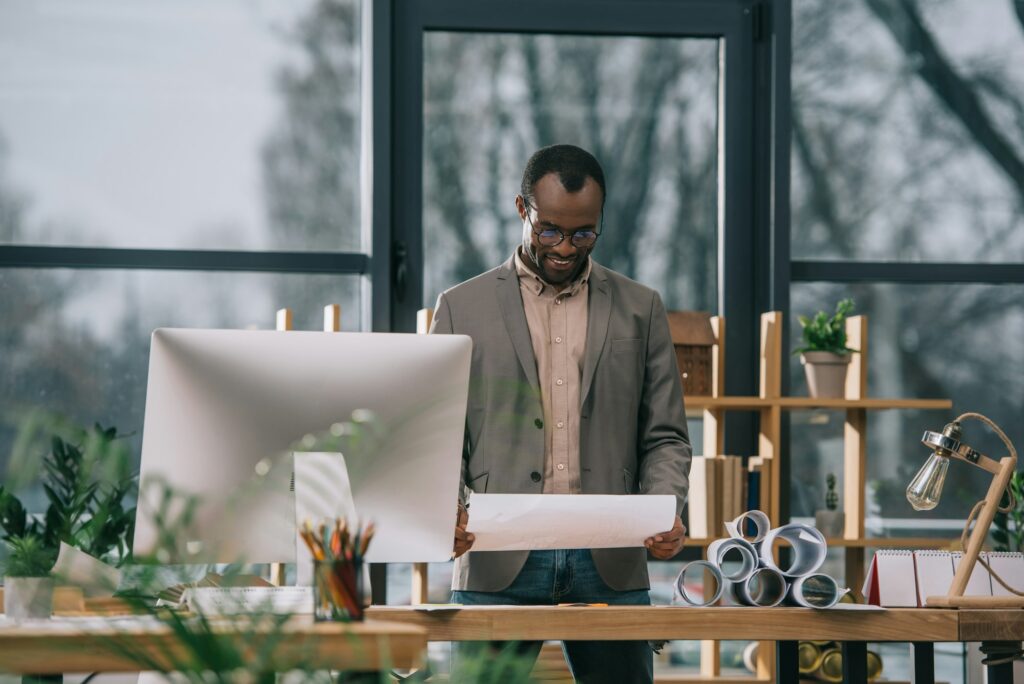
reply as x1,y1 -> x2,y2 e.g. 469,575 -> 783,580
686,396 -> 953,411
686,537 -> 956,550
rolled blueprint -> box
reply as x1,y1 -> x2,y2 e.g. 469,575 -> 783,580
706,537 -> 759,582
673,560 -> 725,606
786,573 -> 844,609
757,523 -> 827,578
724,510 -> 772,544
728,566 -> 787,607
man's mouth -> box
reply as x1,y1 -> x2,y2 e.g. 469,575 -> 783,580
546,255 -> 576,270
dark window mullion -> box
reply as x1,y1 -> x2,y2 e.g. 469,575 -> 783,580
792,260 -> 1024,284
0,246 -> 370,275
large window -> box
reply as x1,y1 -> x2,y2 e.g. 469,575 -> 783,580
422,32 -> 719,313
790,0 -> 1024,522
0,0 -> 368,482
791,0 -> 1024,263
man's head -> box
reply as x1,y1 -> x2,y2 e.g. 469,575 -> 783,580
516,144 -> 606,290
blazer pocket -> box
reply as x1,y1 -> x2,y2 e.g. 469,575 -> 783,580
623,467 -> 635,494
466,471 -> 489,494
611,338 -> 642,353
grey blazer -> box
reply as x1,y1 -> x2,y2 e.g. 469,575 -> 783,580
431,256 -> 692,592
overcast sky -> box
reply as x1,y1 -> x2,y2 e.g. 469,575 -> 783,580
0,0 -> 306,250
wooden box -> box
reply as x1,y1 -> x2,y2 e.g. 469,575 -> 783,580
666,311 -> 715,397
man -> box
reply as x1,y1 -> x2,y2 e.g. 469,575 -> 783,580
431,144 -> 691,683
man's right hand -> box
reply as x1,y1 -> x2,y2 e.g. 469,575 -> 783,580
453,503 -> 475,558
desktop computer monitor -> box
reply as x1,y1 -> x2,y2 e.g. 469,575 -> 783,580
133,328 -> 471,564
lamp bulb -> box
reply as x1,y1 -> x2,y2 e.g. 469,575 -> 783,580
906,450 -> 950,511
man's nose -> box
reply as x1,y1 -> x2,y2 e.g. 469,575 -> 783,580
553,237 -> 577,257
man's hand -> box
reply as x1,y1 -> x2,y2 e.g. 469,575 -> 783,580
645,515 -> 687,559
453,503 -> 475,558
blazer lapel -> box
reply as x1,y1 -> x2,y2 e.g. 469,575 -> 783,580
580,263 -> 611,409
495,257 -> 541,393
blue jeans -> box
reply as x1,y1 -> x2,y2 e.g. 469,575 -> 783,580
451,549 -> 653,684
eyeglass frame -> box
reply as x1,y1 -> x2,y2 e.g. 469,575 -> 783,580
521,198 -> 603,248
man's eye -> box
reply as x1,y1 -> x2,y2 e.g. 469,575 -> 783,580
540,230 -> 561,238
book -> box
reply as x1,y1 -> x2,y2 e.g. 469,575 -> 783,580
686,456 -> 720,539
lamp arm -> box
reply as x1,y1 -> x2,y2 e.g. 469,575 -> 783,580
948,411 -> 1022,600
955,411 -> 1018,463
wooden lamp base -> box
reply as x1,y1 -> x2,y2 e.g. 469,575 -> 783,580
926,595 -> 1024,609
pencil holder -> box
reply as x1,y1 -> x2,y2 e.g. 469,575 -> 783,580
313,559 -> 364,622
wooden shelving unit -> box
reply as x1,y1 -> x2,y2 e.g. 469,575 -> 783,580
693,311 -> 954,681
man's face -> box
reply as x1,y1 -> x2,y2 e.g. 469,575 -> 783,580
516,173 -> 603,290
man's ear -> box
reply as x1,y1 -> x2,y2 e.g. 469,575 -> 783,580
515,194 -> 527,220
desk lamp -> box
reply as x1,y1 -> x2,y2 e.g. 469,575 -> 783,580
906,411 -> 1023,608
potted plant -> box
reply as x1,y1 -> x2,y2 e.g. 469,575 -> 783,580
2,535 -> 56,619
0,422 -> 136,610
794,298 -> 859,398
815,473 -> 844,538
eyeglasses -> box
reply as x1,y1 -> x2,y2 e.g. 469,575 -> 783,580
523,202 -> 601,248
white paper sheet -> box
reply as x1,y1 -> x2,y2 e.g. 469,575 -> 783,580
51,542 -> 122,598
465,494 -> 676,551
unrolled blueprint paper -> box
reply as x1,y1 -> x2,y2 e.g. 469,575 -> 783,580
466,493 -> 676,551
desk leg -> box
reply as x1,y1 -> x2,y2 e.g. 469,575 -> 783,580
979,641 -> 1019,684
841,641 -> 867,684
775,640 -> 798,683
910,642 -> 934,684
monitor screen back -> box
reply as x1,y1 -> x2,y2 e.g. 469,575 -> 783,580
133,328 -> 471,564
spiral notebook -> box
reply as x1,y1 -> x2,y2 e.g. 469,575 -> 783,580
984,552 -> 1024,597
863,550 -> 917,607
914,551 -> 956,606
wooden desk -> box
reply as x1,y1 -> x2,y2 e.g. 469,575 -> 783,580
0,617 -> 426,675
366,605 -> 1024,684
366,605 -> 958,642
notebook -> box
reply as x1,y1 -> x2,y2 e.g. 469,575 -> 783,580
182,587 -> 313,615
952,551 -> 993,597
863,550 -> 916,607
914,551 -> 955,606
984,552 -> 1024,597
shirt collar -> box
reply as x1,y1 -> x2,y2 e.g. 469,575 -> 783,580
514,248 -> 591,297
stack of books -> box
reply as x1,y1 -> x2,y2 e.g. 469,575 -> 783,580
686,455 -> 770,539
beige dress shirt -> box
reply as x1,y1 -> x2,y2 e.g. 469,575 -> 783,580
513,249 -> 591,494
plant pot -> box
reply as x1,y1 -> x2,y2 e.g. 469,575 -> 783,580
800,352 -> 851,398
3,576 -> 55,619
815,509 -> 844,538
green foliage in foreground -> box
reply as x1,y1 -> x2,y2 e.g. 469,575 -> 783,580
0,421 -> 136,565
2,534 -> 53,577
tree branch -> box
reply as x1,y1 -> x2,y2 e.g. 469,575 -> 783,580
865,0 -> 1024,204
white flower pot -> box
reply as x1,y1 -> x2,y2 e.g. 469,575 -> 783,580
800,351 -> 851,398
815,509 -> 844,538
3,576 -> 55,619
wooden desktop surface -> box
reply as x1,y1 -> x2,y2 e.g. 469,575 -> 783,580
0,616 -> 426,674
365,605 -> 965,642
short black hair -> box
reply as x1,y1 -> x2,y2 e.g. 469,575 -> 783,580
520,144 -> 606,208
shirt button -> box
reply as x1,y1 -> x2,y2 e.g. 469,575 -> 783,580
555,336 -> 562,343
557,421 -> 564,429
530,471 -> 542,482
555,299 -> 561,305
557,464 -> 565,471
556,378 -> 564,386
534,418 -> 543,429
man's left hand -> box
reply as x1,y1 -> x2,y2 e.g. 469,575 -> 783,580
645,515 -> 687,559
